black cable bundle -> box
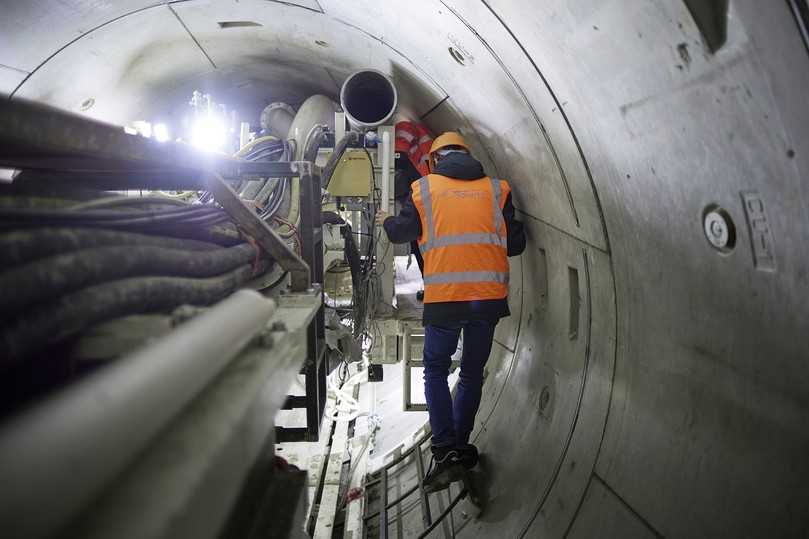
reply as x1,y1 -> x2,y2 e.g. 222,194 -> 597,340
0,199 -> 274,369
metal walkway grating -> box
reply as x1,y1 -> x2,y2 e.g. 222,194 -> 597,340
361,432 -> 475,539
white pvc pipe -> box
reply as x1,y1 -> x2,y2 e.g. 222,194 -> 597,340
0,290 -> 276,539
381,130 -> 391,213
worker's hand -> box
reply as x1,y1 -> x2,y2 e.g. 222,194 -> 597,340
375,210 -> 390,226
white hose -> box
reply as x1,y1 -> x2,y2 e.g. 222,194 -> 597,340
325,365 -> 367,422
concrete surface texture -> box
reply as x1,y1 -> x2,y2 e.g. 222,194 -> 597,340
2,1 -> 807,537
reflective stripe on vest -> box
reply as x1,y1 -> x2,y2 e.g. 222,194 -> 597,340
422,271 -> 509,285
419,176 -> 507,254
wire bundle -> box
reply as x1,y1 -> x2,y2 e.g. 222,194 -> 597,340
0,197 -> 274,372
234,136 -> 292,222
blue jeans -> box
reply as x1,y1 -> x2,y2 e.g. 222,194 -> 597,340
423,320 -> 497,448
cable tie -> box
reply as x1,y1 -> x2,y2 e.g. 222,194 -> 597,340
238,228 -> 262,276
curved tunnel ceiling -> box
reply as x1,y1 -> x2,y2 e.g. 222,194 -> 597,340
2,1 -> 808,537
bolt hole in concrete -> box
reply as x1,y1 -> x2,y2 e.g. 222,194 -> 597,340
315,40 -> 329,47
539,386 -> 551,412
79,97 -> 95,111
448,46 -> 466,65
703,204 -> 736,253
677,42 -> 692,67
216,21 -> 262,29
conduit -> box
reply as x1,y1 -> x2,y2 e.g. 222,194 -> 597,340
0,227 -> 221,266
0,242 -> 260,316
0,259 -> 270,366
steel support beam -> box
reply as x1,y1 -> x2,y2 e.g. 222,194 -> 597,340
206,171 -> 310,291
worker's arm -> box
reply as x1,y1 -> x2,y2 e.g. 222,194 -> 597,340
503,193 -> 526,257
379,193 -> 422,244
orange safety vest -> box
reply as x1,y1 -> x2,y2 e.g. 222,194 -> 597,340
411,174 -> 511,303
395,121 -> 433,176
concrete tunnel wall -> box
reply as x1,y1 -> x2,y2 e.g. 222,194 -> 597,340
2,1 -> 808,537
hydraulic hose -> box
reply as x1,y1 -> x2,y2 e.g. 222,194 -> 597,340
0,259 -> 270,368
0,243 -> 261,317
67,196 -> 193,211
0,206 -> 230,230
323,131 -> 360,190
0,204 -> 220,221
137,222 -> 243,246
0,227 -> 222,267
234,135 -> 279,158
303,125 -> 328,163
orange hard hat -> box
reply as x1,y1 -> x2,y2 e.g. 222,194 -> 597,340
429,131 -> 469,155
428,131 -> 469,171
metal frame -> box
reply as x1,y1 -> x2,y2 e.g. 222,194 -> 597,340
0,97 -> 327,442
206,171 -> 310,290
361,431 -> 468,539
403,326 -> 460,413
0,98 -> 312,291
0,288 -> 322,539
273,162 -> 328,443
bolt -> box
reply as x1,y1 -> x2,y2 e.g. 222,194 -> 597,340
704,209 -> 731,249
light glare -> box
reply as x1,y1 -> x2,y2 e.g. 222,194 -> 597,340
191,117 -> 226,152
154,123 -> 170,143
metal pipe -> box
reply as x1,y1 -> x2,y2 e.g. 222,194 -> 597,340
287,95 -> 337,160
340,70 -> 398,131
260,102 -> 295,140
0,289 -> 276,539
282,95 -> 338,238
324,292 -> 353,309
239,121 -> 250,148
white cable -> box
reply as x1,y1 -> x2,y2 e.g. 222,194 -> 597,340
324,364 -> 368,422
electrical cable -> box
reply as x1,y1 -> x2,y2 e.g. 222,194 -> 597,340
68,196 -> 193,211
0,259 -> 271,368
0,243 -> 261,317
0,227 -> 223,267
0,206 -> 233,231
234,135 -> 279,158
0,204 -> 221,222
323,131 -> 360,190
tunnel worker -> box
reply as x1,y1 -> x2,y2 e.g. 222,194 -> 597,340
376,131 -> 526,491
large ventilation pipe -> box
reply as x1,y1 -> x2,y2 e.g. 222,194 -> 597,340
286,94 -> 338,159
340,69 -> 398,130
259,102 -> 295,139
274,95 -> 338,238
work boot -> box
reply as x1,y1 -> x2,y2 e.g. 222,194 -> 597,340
416,290 -> 424,302
423,446 -> 463,493
457,444 -> 479,469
